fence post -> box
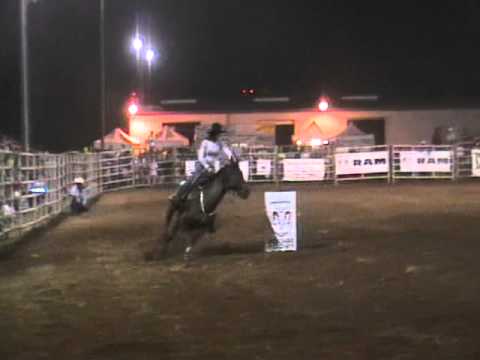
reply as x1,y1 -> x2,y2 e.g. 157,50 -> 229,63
389,145 -> 393,184
452,145 -> 457,182
333,145 -> 338,186
173,148 -> 179,186
273,145 -> 280,189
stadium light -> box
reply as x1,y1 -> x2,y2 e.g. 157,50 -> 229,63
145,48 -> 155,64
132,36 -> 144,52
318,98 -> 329,112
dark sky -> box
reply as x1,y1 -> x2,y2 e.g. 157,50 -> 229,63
1,0 -> 480,151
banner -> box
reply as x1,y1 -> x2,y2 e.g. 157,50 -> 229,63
256,159 -> 272,177
239,160 -> 249,181
264,192 -> 297,252
399,150 -> 452,173
185,160 -> 249,181
472,149 -> 480,177
282,159 -> 325,181
335,151 -> 389,175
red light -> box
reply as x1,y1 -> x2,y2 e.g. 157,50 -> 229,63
241,89 -> 247,95
249,89 -> 255,94
128,103 -> 139,116
318,99 -> 329,112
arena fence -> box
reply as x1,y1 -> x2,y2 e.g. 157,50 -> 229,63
2,143 -> 480,242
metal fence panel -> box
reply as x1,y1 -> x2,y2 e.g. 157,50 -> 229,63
455,142 -> 476,179
3,143 -> 480,242
334,145 -> 391,183
392,145 -> 454,181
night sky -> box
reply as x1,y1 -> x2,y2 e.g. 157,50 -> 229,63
1,0 -> 480,151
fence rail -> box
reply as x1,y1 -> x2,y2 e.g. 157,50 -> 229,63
2,143 -> 480,241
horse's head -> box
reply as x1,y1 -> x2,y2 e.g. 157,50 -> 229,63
221,158 -> 250,199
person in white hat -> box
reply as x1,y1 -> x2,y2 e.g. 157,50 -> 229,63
69,177 -> 87,213
170,123 -> 233,206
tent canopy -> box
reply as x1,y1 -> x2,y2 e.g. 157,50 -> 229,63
150,126 -> 189,148
93,128 -> 139,150
334,122 -> 375,147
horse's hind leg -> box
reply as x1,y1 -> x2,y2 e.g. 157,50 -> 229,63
160,215 -> 181,257
145,215 -> 181,261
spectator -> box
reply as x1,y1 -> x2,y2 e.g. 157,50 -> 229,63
69,177 -> 87,214
0,198 -> 15,234
148,157 -> 158,186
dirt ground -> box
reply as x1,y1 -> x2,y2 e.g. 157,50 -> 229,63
1,183 -> 480,359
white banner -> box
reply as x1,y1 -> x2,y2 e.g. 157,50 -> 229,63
472,149 -> 480,177
282,159 -> 325,181
399,151 -> 452,173
185,160 -> 249,181
239,160 -> 249,181
264,192 -> 297,252
256,159 -> 272,176
335,151 -> 389,175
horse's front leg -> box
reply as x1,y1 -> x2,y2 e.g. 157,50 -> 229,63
207,214 -> 216,233
184,228 -> 207,263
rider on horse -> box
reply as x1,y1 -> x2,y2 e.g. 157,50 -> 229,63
170,122 -> 233,206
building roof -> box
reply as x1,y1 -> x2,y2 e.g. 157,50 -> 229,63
141,95 -> 480,114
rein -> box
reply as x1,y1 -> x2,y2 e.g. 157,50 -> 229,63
200,190 -> 216,217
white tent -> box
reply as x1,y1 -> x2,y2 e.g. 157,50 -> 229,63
335,123 -> 375,147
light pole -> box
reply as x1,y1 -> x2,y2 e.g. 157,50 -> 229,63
100,0 -> 106,150
20,0 -> 33,152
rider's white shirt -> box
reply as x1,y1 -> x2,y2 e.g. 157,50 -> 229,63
197,139 -> 233,169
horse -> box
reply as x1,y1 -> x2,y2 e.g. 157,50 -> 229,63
145,158 -> 250,262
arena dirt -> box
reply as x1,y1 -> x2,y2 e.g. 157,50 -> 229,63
1,183 -> 480,359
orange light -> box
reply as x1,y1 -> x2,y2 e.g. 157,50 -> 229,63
296,140 -> 303,146
310,138 -> 322,146
318,99 -> 329,112
128,103 -> 139,116
131,121 -> 147,133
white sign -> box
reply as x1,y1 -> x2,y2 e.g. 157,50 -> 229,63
283,159 -> 325,181
264,192 -> 297,252
399,151 -> 452,173
335,151 -> 389,175
239,160 -> 249,181
256,159 -> 272,176
185,160 -> 248,181
472,149 -> 480,177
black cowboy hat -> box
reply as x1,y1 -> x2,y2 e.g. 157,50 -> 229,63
207,123 -> 226,135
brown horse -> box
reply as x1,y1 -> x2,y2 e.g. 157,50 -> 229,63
146,159 -> 250,262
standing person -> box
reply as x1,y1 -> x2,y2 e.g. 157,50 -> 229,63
149,156 -> 158,186
0,198 -> 15,234
69,177 -> 87,213
170,123 -> 233,206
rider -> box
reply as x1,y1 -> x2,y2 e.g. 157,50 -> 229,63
170,122 -> 233,206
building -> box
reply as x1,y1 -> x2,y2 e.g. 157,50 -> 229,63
128,97 -> 480,149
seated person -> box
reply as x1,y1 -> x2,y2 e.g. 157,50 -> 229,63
69,177 -> 87,213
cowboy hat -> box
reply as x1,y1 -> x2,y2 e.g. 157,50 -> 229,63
207,123 -> 226,135
74,177 -> 85,184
